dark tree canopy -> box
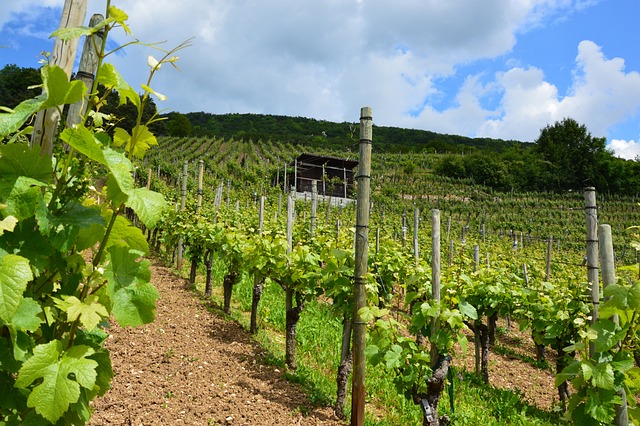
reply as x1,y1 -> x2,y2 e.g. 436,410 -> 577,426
0,64 -> 41,109
534,118 -> 609,191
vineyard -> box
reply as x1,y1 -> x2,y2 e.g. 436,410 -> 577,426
1,4 -> 640,425
134,134 -> 640,425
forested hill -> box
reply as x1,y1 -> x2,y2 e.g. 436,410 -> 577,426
163,111 -> 529,154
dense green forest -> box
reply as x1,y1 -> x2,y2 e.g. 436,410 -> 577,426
2,63 -> 640,195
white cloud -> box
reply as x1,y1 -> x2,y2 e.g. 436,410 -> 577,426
608,140 -> 640,160
3,0 -> 638,147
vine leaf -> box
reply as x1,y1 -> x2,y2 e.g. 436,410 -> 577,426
54,295 -> 108,331
0,96 -> 45,137
126,188 -> 166,229
10,297 -> 43,332
113,125 -> 158,159
104,246 -> 157,326
41,65 -> 85,109
60,124 -> 106,164
0,254 -> 33,322
15,341 -> 98,424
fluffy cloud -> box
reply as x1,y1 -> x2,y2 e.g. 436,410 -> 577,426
608,140 -> 640,160
473,41 -> 640,143
2,0 -> 638,154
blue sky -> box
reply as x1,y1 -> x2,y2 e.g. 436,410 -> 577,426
1,0 -> 639,159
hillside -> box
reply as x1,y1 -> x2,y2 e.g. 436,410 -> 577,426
164,112 -> 529,154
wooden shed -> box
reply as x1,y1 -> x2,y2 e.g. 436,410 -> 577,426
288,154 -> 359,199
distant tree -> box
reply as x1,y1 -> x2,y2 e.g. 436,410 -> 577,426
165,112 -> 192,137
534,118 -> 609,191
0,64 -> 41,108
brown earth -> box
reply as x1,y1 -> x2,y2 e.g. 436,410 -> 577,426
89,261 -> 559,425
88,263 -> 343,426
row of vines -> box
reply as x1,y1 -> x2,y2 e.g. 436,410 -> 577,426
144,149 -> 640,425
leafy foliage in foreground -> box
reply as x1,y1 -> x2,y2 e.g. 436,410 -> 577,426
0,4 -> 187,424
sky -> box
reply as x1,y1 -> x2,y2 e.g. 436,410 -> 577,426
1,0 -> 639,159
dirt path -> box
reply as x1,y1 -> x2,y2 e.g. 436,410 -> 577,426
89,262 -> 343,426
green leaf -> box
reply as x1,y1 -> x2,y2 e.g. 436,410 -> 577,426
628,283 -> 640,309
97,63 -> 139,108
112,127 -> 130,148
0,254 -> 33,322
10,297 -> 43,332
126,188 -> 166,229
556,359 -> 581,387
0,96 -> 46,138
0,215 -> 18,235
41,65 -> 85,108
384,344 -> 403,370
592,363 -> 615,389
59,124 -> 106,164
458,300 -> 478,320
15,341 -> 98,423
0,142 -> 53,183
50,24 -> 106,40
104,147 -> 134,205
105,246 -> 157,326
0,176 -> 46,221
105,213 -> 149,255
38,203 -> 105,251
127,125 -> 158,158
54,295 -> 108,331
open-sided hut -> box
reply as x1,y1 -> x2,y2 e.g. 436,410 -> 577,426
288,153 -> 359,199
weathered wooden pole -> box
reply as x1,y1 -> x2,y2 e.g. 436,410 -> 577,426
431,209 -> 441,368
146,168 -> 152,190
66,13 -> 104,128
584,187 -> 599,358
176,160 -> 188,271
413,207 -> 420,264
310,181 -> 318,237
351,107 -> 372,426
196,159 -> 204,213
599,224 -> 628,425
546,235 -> 553,281
31,0 -> 88,156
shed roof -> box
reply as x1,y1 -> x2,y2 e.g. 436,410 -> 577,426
293,153 -> 359,170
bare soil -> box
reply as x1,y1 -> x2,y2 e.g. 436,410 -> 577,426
89,261 -> 559,425
88,262 -> 343,426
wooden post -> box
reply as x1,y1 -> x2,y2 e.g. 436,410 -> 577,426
66,13 -> 104,128
546,235 -> 553,281
287,194 -> 294,253
196,159 -> 204,213
146,168 -> 152,190
431,210 -> 441,368
31,0 -> 88,156
599,224 -> 628,425
473,245 -> 479,272
310,181 -> 318,237
413,207 -> 419,264
584,187 -> 599,358
294,159 -> 298,193
351,106 -> 372,426
176,161 -> 188,271
343,167 -> 347,199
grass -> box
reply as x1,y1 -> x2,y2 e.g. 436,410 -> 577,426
175,253 -> 562,425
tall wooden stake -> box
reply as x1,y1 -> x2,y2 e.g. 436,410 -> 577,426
176,161 -> 188,271
599,224 -> 628,425
584,187 -> 599,358
413,207 -> 420,264
351,107 -> 372,426
196,159 -> 204,213
66,13 -> 104,128
31,0 -> 88,156
431,210 -> 441,367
